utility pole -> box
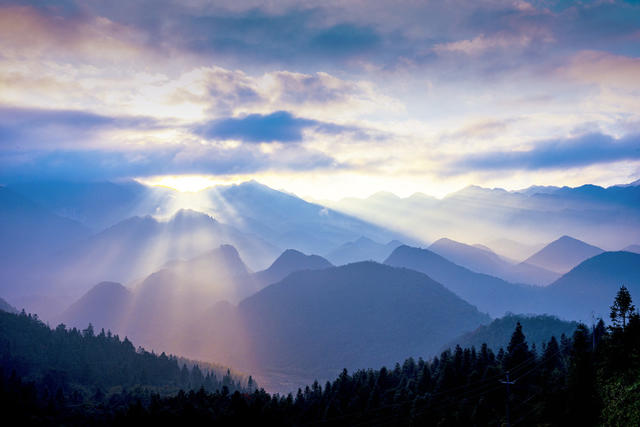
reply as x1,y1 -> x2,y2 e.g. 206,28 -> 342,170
500,371 -> 516,427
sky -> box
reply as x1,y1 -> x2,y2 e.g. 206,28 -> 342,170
1,0 -> 640,199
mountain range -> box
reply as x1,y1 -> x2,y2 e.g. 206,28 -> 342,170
325,236 -> 403,265
428,237 -> 559,285
328,182 -> 640,251
384,245 -> 539,317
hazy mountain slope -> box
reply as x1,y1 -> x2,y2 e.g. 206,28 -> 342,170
58,246 -> 333,368
429,238 -> 559,286
623,244 -> 640,254
329,183 -> 640,250
253,249 -> 332,288
325,237 -> 402,265
0,310 -> 249,395
6,180 -> 170,230
0,187 -> 89,261
524,235 -> 604,273
58,282 -> 133,331
36,209 -> 279,299
237,262 -> 490,386
445,314 -> 578,353
0,187 -> 90,298
487,238 -> 545,262
125,245 -> 251,341
384,245 -> 540,317
543,251 -> 640,321
0,297 -> 18,314
204,181 -> 401,255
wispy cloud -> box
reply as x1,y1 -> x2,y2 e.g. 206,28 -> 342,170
454,133 -> 640,171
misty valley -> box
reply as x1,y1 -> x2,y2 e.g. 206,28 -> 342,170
1,179 -> 639,425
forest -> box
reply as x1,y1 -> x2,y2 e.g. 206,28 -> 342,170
1,287 -> 638,426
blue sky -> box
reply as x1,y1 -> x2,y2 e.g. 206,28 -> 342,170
1,0 -> 639,198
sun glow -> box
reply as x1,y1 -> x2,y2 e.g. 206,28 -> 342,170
138,175 -> 239,192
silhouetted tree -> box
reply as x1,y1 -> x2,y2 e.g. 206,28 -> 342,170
610,285 -> 635,329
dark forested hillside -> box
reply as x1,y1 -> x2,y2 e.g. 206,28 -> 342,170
0,310 -> 249,397
445,313 -> 579,353
3,289 -> 638,426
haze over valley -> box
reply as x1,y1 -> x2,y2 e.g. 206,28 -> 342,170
2,178 -> 639,391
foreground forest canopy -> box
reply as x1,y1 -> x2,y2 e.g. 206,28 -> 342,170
1,288 -> 638,426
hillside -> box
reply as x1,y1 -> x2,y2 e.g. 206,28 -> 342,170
445,313 -> 578,353
544,251 -> 640,320
0,310 -> 248,396
236,262 -> 490,387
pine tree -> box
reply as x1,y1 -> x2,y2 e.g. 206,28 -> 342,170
610,285 -> 635,329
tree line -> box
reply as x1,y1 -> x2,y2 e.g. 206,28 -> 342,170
1,286 -> 639,425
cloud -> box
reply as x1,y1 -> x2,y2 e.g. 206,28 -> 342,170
433,33 -> 535,55
0,107 -> 163,149
0,144 -> 341,182
194,111 -> 355,143
561,50 -> 640,91
454,132 -> 640,171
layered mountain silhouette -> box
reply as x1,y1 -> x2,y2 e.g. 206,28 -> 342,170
384,245 -> 538,317
330,182 -> 640,250
27,209 -> 279,301
524,235 -> 604,273
325,236 -> 403,265
61,259 -> 491,391
428,238 -> 559,285
203,181 -> 400,255
6,180 -> 401,265
59,246 -> 333,354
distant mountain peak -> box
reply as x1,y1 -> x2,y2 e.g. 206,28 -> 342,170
355,236 -> 376,245
524,235 -> 604,273
256,249 -> 333,286
170,208 -> 215,222
270,249 -> 331,269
